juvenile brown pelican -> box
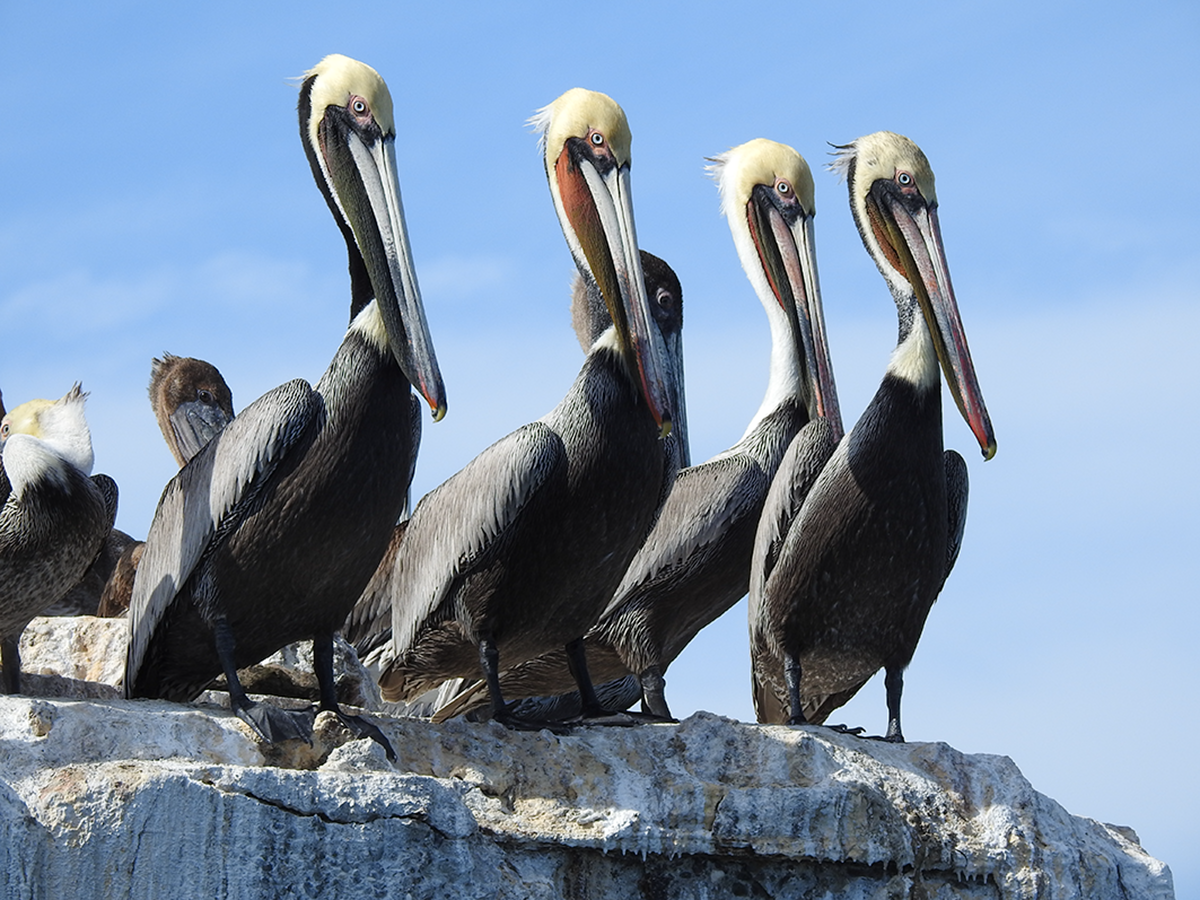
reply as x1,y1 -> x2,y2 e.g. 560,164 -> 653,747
749,131 -> 995,741
124,54 -> 445,756
434,139 -> 842,723
1,386 -> 118,692
94,355 -> 235,617
148,354 -> 236,467
370,88 -> 679,729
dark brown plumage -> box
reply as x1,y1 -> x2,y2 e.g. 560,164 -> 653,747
92,355 -> 234,618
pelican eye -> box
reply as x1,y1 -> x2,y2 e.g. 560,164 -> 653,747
589,131 -> 605,147
350,96 -> 370,118
776,179 -> 792,196
655,287 -> 673,309
197,389 -> 213,404
896,170 -> 916,191
0,422 -> 8,440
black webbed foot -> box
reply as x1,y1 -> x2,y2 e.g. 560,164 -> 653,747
569,708 -> 673,727
235,699 -> 315,746
492,708 -> 572,735
331,710 -> 397,760
567,709 -> 641,727
827,723 -> 866,736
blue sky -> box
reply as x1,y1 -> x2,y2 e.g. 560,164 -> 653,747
3,1 -> 1196,891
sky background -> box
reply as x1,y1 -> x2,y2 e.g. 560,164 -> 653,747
2,1 -> 1196,892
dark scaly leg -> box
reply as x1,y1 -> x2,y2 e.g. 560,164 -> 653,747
312,633 -> 395,760
2,637 -> 21,695
565,638 -> 639,726
639,665 -> 674,720
880,665 -> 905,742
783,651 -> 809,726
481,634 -> 569,734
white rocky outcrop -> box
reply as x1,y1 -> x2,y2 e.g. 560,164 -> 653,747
1,617 -> 1174,899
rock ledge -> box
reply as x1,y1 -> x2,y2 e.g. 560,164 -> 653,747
1,618 -> 1174,899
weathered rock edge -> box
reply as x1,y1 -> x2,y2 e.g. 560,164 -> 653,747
0,689 -> 1173,900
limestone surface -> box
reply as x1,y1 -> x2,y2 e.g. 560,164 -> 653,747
0,617 -> 1174,900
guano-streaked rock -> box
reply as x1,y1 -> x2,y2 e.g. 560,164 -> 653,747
0,616 -> 1174,899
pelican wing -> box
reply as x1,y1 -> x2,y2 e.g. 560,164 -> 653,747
942,449 -> 969,585
125,379 -> 321,691
749,417 -> 838,610
600,453 -> 766,620
386,421 -> 564,662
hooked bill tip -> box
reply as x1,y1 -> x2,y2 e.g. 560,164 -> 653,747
430,401 -> 447,423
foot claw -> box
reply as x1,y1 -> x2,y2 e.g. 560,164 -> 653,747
333,711 -> 397,761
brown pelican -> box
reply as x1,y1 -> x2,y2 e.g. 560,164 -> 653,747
748,131 -> 995,741
124,54 -> 445,756
94,355 -> 235,618
345,248 -> 684,720
369,88 -> 679,729
1,386 -> 118,692
433,139 -> 843,723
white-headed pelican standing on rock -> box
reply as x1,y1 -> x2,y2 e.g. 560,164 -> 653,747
749,131 -> 995,741
124,55 -> 445,758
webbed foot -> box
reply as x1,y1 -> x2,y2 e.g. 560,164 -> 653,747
235,700 -> 315,746
569,708 -> 672,727
493,708 -> 572,735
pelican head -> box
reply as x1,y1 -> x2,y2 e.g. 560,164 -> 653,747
831,131 -> 995,460
531,88 -> 674,437
148,354 -> 235,467
0,385 -> 95,495
299,54 -> 446,421
710,139 -> 842,440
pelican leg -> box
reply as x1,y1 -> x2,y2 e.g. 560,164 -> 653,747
565,638 -> 605,716
312,633 -> 395,760
213,617 -> 313,746
480,635 -> 569,734
565,639 -> 639,726
638,666 -> 676,721
783,651 -> 809,727
879,665 -> 905,743
1,637 -> 21,695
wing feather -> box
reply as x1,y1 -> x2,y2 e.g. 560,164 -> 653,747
749,417 -> 838,605
942,449 -> 969,586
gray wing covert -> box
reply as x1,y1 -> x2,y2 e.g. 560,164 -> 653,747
749,417 -> 839,606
